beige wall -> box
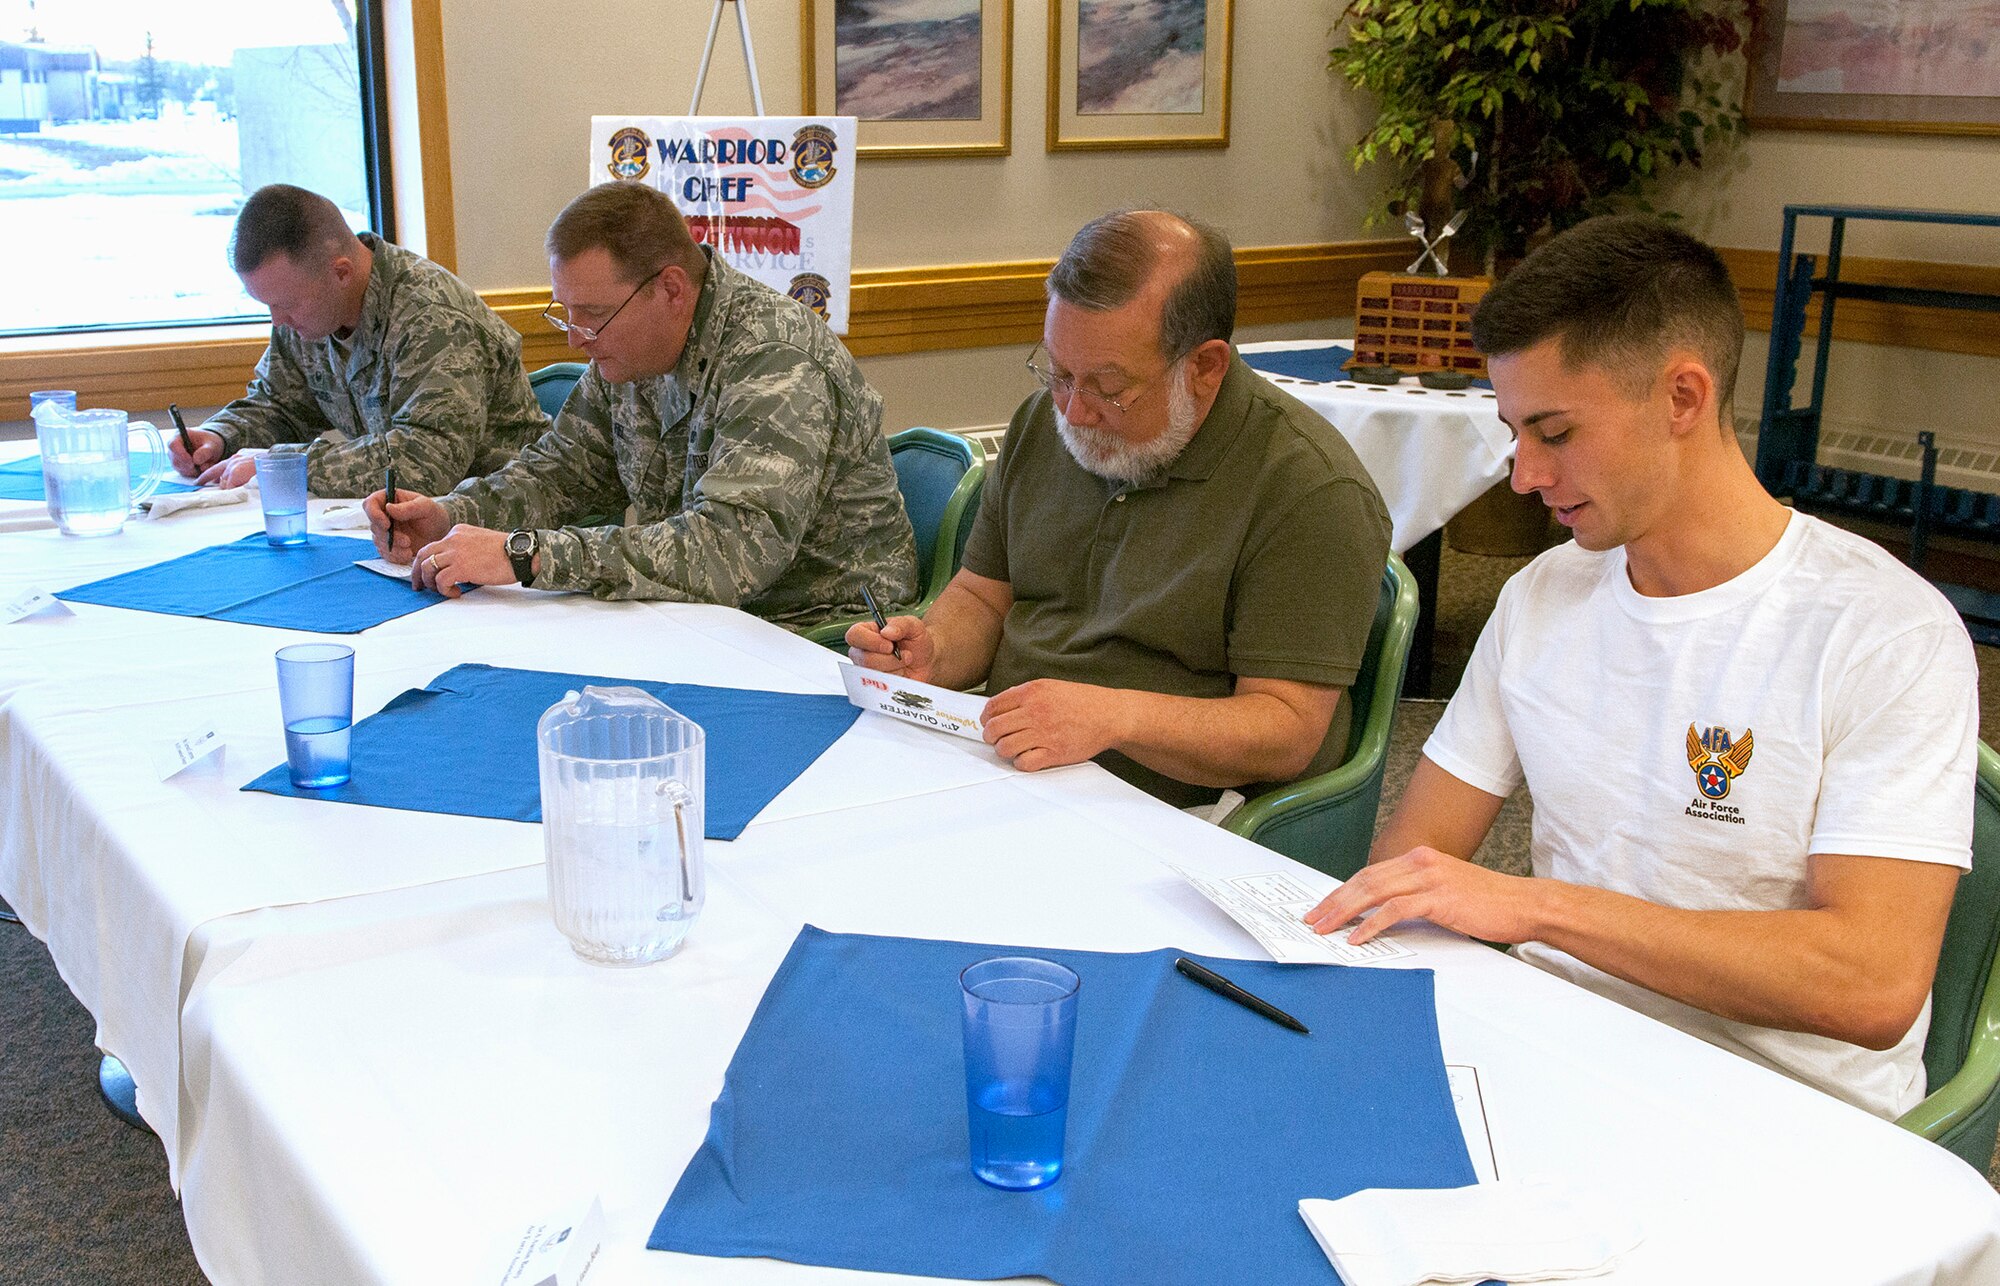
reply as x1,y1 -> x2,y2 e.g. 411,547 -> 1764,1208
1662,128 -> 2000,450
438,0 -> 1381,292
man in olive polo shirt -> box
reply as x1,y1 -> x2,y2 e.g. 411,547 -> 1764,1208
847,210 -> 1390,806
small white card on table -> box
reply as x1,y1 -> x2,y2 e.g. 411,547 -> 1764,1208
150,725 -> 225,782
353,556 -> 413,580
839,661 -> 986,741
1170,865 -> 1415,966
2,587 -> 74,625
495,1197 -> 605,1286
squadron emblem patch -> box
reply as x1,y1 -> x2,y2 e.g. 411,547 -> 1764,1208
788,273 -> 832,321
790,125 -> 838,189
605,127 -> 651,182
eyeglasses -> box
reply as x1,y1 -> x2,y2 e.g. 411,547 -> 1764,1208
542,268 -> 661,342
1024,342 -> 1186,416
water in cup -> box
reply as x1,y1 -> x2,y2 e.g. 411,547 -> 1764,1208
44,451 -> 129,536
284,715 -> 352,788
969,1080 -> 1069,1190
546,778 -> 699,965
264,507 -> 308,546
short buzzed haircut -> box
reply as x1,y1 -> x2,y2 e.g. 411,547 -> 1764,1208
1047,210 -> 1237,359
229,184 -> 359,274
1472,214 -> 1745,415
546,181 -> 705,284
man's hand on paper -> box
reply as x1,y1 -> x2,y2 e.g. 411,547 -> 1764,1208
412,525 -> 515,598
981,678 -> 1125,773
847,615 -> 937,682
1302,846 -> 1546,946
197,453 -> 260,489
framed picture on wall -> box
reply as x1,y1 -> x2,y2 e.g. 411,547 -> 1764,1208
1747,0 -> 2000,136
802,0 -> 1013,158
1046,0 -> 1232,151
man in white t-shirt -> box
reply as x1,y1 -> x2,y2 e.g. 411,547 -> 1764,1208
1304,215 -> 1977,1119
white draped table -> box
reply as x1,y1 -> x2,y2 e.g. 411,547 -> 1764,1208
4,468 -> 1999,1286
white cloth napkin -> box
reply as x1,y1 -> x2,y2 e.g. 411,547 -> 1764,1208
318,503 -> 371,531
143,482 -> 254,520
1299,1181 -> 1642,1286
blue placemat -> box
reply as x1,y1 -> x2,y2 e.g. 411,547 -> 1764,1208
650,926 -> 1478,1285
0,452 -> 200,501
1245,345 -> 1493,390
242,663 -> 862,841
57,533 -> 449,633
1243,345 -> 1354,384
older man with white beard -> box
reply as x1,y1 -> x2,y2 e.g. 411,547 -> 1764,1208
847,210 -> 1391,806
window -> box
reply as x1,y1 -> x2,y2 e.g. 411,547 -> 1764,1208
0,1 -> 392,337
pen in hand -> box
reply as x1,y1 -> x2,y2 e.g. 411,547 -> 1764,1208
859,583 -> 900,661
167,403 -> 197,461
1174,957 -> 1310,1034
384,463 -> 398,558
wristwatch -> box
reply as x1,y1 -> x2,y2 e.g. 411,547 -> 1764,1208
505,528 -> 539,588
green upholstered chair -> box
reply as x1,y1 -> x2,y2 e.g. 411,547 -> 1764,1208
1897,739 -> 2000,1169
529,361 -> 588,420
1221,552 -> 1420,880
804,428 -> 985,648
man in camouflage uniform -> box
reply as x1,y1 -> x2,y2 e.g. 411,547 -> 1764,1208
366,181 -> 918,628
169,183 -> 547,497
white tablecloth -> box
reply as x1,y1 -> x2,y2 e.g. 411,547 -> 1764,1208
6,468 -> 2000,1286
0,498 -> 1020,1169
1239,340 -> 1516,553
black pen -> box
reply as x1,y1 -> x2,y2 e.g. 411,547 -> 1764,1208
860,583 -> 900,660
167,403 -> 196,457
384,462 -> 398,554
1175,957 -> 1310,1034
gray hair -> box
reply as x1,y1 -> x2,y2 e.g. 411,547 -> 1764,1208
1046,210 -> 1237,358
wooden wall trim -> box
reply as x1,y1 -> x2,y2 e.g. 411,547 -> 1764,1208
410,0 -> 457,274
12,242 -> 1998,417
1721,248 -> 2000,361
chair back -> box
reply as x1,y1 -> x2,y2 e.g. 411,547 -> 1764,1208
1925,742 -> 2000,1093
1222,553 -> 1420,878
889,428 -> 984,601
530,362 -> 588,420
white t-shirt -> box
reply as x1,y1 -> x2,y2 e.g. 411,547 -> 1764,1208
1427,511 -> 1977,1119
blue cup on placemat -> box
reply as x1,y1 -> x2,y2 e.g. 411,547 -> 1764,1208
260,449 -> 310,546
961,956 -> 1079,1190
275,643 -> 354,788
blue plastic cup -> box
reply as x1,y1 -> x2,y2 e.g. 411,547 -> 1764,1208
259,449 -> 310,546
29,390 -> 77,414
275,643 -> 354,789
960,956 -> 1080,1190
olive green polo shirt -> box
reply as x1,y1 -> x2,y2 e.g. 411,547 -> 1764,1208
963,353 -> 1391,806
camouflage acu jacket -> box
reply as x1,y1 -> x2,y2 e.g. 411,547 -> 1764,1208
206,233 -> 548,497
439,251 -> 918,627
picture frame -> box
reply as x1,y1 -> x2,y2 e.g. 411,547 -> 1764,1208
802,0 -> 1013,159
1746,0 -> 2000,137
1046,0 -> 1232,152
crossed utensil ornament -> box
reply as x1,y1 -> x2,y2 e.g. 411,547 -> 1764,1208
1403,209 -> 1467,276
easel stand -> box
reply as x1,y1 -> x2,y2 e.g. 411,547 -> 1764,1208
690,0 -> 766,115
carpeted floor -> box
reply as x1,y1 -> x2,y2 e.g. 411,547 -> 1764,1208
1,537 -> 1996,1283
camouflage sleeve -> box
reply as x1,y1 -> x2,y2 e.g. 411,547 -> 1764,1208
439,367 -> 626,527
533,344 -> 836,602
203,338 -> 330,455
302,312 -> 515,499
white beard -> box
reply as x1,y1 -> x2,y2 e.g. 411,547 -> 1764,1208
1056,363 -> 1201,483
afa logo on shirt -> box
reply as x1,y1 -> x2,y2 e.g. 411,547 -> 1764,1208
1685,724 -> 1754,802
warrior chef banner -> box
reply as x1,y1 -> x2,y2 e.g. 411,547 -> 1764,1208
590,115 -> 857,334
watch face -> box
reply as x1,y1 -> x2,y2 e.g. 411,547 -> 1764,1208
507,530 -> 533,556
